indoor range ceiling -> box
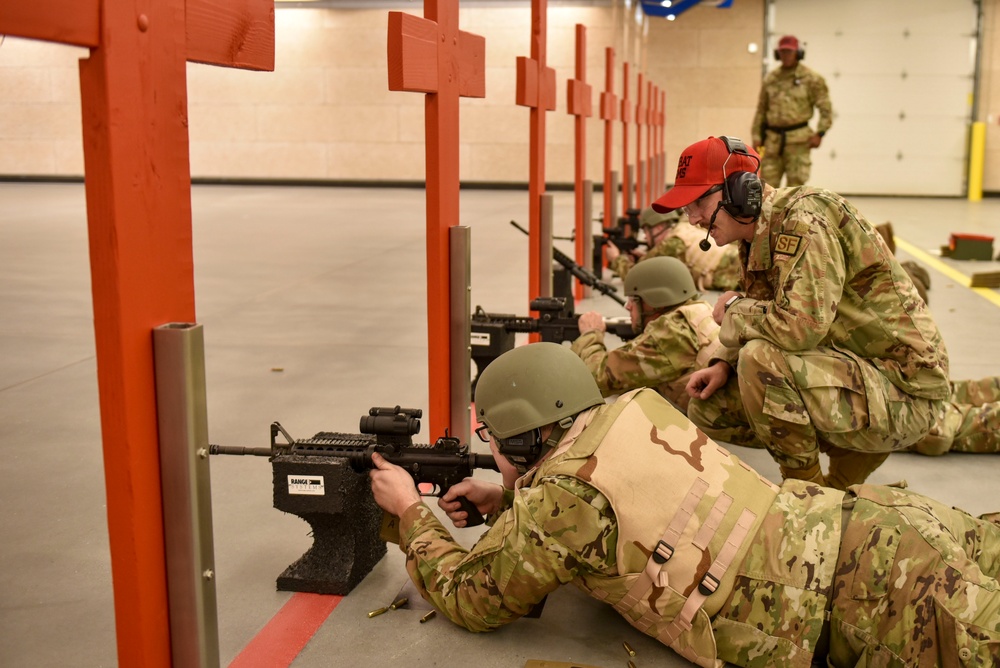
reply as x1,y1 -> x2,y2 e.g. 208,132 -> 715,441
274,0 -> 733,19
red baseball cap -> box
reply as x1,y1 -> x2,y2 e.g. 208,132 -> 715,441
651,137 -> 761,213
777,35 -> 800,51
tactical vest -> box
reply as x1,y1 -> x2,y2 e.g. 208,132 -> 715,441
655,303 -> 722,412
671,221 -> 728,286
536,389 -> 781,667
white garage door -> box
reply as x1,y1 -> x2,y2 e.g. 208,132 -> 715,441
766,0 -> 978,196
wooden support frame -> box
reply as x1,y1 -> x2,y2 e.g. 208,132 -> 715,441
0,0 -> 275,664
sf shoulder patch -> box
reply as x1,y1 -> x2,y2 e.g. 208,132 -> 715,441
774,233 -> 802,256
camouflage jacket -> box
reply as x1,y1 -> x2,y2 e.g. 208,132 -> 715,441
610,235 -> 688,281
398,389 -> 845,667
718,185 -> 950,400
571,300 -> 721,412
610,221 -> 738,291
752,63 -> 832,146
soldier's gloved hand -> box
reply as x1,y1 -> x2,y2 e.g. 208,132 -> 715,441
577,311 -> 606,334
370,452 -> 422,517
439,479 -> 504,528
808,133 -> 823,149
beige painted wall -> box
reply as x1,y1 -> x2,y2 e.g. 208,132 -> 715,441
0,2 -> 768,191
10,2 -> 1000,191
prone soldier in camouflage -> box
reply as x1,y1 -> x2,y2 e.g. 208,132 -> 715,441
571,256 -> 723,414
652,136 -> 950,490
607,207 -> 741,291
910,376 -> 1000,454
367,342 -> 1000,666
751,35 -> 832,187
872,223 -> 1000,454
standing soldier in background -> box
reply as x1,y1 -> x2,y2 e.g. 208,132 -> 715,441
606,207 -> 741,291
752,34 -> 832,187
572,257 -> 723,413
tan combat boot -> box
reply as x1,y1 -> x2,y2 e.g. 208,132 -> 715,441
779,461 -> 827,486
824,449 -> 890,490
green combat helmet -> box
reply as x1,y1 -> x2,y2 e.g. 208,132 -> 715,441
638,206 -> 680,229
624,256 -> 698,309
474,342 -> 604,471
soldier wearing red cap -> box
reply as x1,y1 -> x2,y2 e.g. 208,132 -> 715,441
651,135 -> 950,489
752,34 -> 832,187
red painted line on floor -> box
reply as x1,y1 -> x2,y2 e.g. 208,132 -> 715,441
229,592 -> 342,668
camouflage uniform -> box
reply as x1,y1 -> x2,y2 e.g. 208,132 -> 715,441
831,484 -> 1000,665
687,185 -> 951,489
396,389 -> 1000,666
611,220 -> 741,291
910,376 -> 1000,455
752,62 -> 832,187
570,298 -> 722,413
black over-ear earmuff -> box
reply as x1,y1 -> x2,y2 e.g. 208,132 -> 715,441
496,428 -> 544,472
719,136 -> 763,220
773,47 -> 805,60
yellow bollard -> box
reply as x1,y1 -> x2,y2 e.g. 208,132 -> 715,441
968,121 -> 986,202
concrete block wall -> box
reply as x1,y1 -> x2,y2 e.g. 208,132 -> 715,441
0,2 -> 770,192
9,2 -> 1000,192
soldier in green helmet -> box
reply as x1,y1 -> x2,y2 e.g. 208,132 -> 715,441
606,207 -> 741,291
571,256 -> 723,413
367,342 -> 1000,667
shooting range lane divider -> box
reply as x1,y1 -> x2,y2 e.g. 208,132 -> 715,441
228,592 -> 342,668
895,237 -> 1000,308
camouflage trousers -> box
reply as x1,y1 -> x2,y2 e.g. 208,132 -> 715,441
687,341 -> 942,489
760,137 -> 812,187
910,376 -> 1000,455
830,485 -> 1000,666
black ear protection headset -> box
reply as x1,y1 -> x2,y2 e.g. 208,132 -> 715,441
773,45 -> 805,60
495,429 -> 545,473
719,136 -> 763,220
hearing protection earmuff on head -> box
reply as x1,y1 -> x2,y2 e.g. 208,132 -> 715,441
719,136 -> 763,220
773,47 -> 805,60
495,428 -> 545,473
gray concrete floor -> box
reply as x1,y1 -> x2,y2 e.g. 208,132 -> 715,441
1,182 -> 998,667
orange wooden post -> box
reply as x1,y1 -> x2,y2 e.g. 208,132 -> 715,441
659,88 -> 667,196
516,0 -> 557,307
634,72 -> 646,209
600,47 -> 618,244
387,2 -> 485,439
0,1 -> 274,665
620,62 -> 632,215
566,24 -> 592,301
646,81 -> 656,207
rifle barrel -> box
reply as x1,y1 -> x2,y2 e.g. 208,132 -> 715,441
209,444 -> 272,457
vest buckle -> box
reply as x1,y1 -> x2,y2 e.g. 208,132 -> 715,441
652,540 -> 674,564
698,572 -> 720,596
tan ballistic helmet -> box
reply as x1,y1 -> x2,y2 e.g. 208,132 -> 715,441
639,206 -> 680,229
625,256 -> 698,309
474,342 -> 604,439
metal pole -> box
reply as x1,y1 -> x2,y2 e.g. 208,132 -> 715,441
152,323 -> 219,668
539,193 -> 554,298
582,179 -> 594,298
449,226 -> 471,443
